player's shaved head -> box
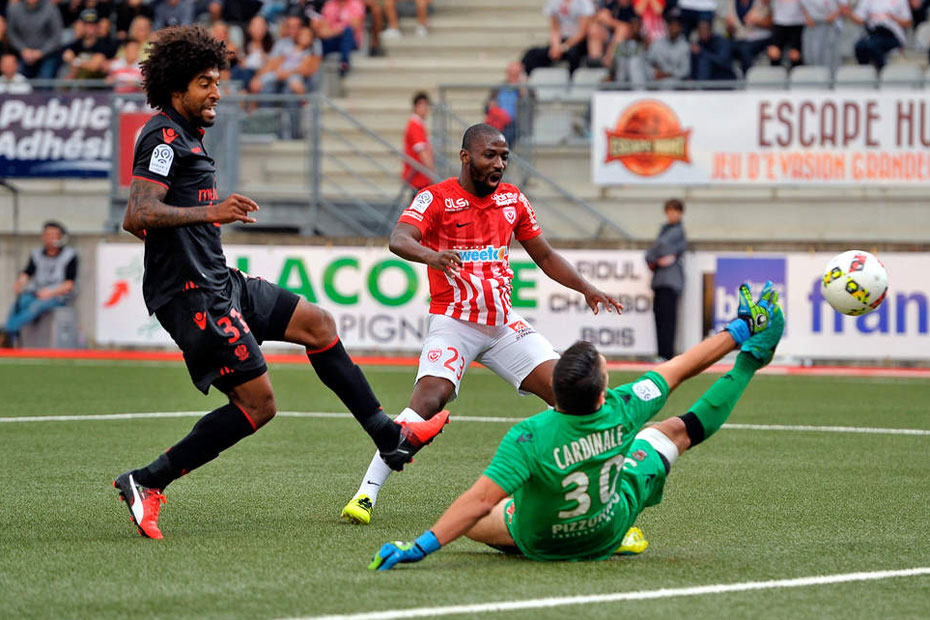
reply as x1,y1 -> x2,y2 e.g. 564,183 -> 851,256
461,123 -> 506,152
553,341 -> 608,415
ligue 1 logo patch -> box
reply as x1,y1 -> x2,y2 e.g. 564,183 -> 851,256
427,348 -> 441,363
503,206 -> 516,224
149,144 -> 174,177
604,100 -> 691,177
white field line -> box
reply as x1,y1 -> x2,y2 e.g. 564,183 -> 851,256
1,411 -> 929,437
283,567 -> 930,620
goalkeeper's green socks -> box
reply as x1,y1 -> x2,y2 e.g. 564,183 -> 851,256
678,352 -> 765,446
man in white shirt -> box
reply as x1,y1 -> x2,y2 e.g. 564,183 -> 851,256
0,53 -> 32,94
521,0 -> 596,75
843,0 -> 912,69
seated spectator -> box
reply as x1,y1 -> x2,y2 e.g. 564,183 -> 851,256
608,14 -> 648,86
61,9 -> 118,81
128,16 -> 154,63
522,0 -> 596,75
250,11 -> 303,93
314,0 -> 366,76
0,14 -> 17,57
0,51 -> 33,94
58,0 -> 114,37
115,0 -> 154,41
588,0 -> 636,67
646,14 -> 690,81
635,0 -> 667,43
485,60 -> 528,146
678,0 -> 718,38
0,222 -> 78,349
726,0 -> 773,75
691,19 -> 736,80
843,0 -> 912,69
7,0 -> 63,80
232,14 -> 274,90
107,38 -> 143,92
379,0 -> 433,38
154,0 -> 196,30
768,0 -> 805,67
801,0 -> 842,72
256,23 -> 321,95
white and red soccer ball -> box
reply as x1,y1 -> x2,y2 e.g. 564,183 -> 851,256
821,250 -> 888,316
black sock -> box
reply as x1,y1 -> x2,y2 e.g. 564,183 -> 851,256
306,338 -> 399,452
133,403 -> 256,489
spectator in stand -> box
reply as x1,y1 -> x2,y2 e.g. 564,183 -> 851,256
678,0 -> 718,39
768,0 -> 805,67
232,14 -> 274,90
587,0 -> 635,67
726,0 -> 773,75
62,9 -> 118,81
128,15 -> 154,63
635,0 -> 667,43
691,19 -> 736,80
0,14 -> 16,57
314,0 -> 365,76
843,0 -> 912,69
210,20 -> 239,92
154,0 -> 196,29
0,51 -> 32,94
59,0 -> 114,35
250,11 -> 302,93
107,38 -> 143,92
485,61 -> 528,147
522,0 -> 596,75
645,14 -> 690,82
256,23 -> 321,95
379,0 -> 432,38
402,91 -> 435,198
0,222 -> 78,349
608,14 -> 648,85
7,0 -> 63,80
801,0 -> 843,73
115,0 -> 154,41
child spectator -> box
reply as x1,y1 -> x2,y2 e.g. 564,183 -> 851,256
0,51 -> 32,94
107,38 -> 143,92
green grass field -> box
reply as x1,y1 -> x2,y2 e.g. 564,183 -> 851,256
1,358 -> 928,619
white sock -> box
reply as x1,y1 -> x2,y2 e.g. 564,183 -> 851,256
354,407 -> 426,504
635,427 -> 680,468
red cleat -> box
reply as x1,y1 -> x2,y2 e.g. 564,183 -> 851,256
113,471 -> 166,539
380,410 -> 450,471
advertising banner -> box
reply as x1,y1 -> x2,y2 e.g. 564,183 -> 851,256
96,244 -> 662,354
712,253 -> 929,360
593,91 -> 930,186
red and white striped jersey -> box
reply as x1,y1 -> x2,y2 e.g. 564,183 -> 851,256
399,178 -> 542,325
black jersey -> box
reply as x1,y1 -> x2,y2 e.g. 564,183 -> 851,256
131,107 -> 230,313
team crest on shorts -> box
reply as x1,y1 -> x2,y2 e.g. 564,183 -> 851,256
502,206 -> 517,224
234,344 -> 250,361
427,348 -> 442,363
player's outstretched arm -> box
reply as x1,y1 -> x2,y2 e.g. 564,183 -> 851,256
520,234 -> 623,315
389,222 -> 462,276
654,281 -> 779,393
124,179 -> 259,236
369,476 -> 507,571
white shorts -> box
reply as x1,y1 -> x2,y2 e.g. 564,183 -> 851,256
415,313 -> 560,400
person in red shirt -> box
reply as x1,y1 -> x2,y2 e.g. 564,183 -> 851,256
402,91 -> 436,198
342,123 -> 624,525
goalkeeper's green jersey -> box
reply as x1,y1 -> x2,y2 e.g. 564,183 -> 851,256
483,371 -> 669,561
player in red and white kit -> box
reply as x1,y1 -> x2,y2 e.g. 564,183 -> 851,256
342,124 -> 624,524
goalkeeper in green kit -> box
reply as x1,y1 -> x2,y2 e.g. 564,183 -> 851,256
369,282 -> 783,569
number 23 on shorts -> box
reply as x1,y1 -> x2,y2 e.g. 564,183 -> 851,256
442,347 -> 465,380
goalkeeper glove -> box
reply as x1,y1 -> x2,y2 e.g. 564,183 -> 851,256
726,280 -> 779,345
369,531 -> 441,571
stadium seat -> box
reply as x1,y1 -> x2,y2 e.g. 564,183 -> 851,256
745,65 -> 788,90
528,67 -> 571,102
20,306 -> 80,349
834,65 -> 877,90
879,63 -> 924,89
567,67 -> 609,103
789,65 -> 832,90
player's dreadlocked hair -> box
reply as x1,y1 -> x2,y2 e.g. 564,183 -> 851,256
140,26 -> 229,111
553,340 -> 607,415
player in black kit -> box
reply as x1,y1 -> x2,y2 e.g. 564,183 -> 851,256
113,26 -> 449,539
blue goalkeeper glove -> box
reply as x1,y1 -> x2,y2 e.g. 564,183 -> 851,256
725,281 -> 779,345
368,531 -> 441,571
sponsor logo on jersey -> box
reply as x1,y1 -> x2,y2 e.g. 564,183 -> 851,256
492,191 -> 519,206
427,348 -> 441,363
162,127 -> 178,144
149,144 -> 174,176
502,206 -> 517,224
409,190 -> 433,214
444,197 -> 469,211
457,244 -> 507,263
632,379 -> 661,402
234,344 -> 250,361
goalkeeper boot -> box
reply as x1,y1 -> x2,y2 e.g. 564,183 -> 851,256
617,526 -> 649,555
380,409 -> 451,472
741,304 -> 785,366
113,471 -> 166,540
341,494 -> 374,525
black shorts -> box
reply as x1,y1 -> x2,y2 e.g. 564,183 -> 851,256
155,268 -> 300,394
771,25 -> 803,53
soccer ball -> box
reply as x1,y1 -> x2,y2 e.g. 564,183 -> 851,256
821,250 -> 888,316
